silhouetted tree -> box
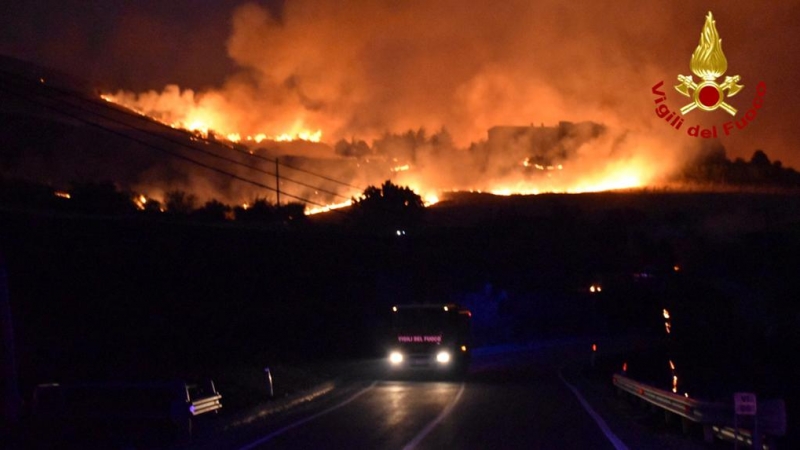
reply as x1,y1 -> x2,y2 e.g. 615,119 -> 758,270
193,199 -> 231,222
750,149 -> 771,167
748,150 -> 773,184
69,181 -> 135,214
142,199 -> 163,214
164,190 -> 197,215
334,138 -> 371,158
0,178 -> 61,209
680,146 -> 800,188
278,202 -> 307,222
235,198 -> 276,222
352,180 -> 424,231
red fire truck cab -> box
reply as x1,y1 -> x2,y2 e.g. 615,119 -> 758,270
386,304 -> 472,373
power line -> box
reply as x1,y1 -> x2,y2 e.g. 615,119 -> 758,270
0,68 -> 364,194
0,74 -> 354,202
0,81 -> 335,209
267,156 -> 364,192
0,69 -> 454,225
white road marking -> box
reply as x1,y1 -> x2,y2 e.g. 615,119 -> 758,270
402,382 -> 466,450
237,381 -> 378,450
559,370 -> 629,450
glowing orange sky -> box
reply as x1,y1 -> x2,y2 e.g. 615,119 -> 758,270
1,1 -> 798,208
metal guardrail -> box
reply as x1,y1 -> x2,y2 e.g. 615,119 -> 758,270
31,379 -> 222,443
613,373 -> 730,425
189,379 -> 223,416
713,425 -> 762,448
612,373 -> 785,449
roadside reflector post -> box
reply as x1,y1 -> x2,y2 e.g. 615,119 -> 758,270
590,343 -> 597,368
264,368 -> 274,398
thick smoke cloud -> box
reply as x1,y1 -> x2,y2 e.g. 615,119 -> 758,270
4,1 -> 798,205
220,1 -> 793,149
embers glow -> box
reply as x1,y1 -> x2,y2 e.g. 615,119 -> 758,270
100,84 -> 661,211
485,166 -> 646,196
424,194 -> 439,207
305,199 -> 352,216
133,194 -> 148,210
272,128 -> 323,142
306,188 -> 436,216
100,92 -> 322,143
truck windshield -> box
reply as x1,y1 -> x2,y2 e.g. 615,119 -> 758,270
392,307 -> 458,331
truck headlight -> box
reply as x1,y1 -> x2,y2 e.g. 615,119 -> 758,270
389,351 -> 404,365
436,351 -> 451,364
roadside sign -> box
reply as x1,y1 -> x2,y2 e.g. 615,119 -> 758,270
734,392 -> 757,416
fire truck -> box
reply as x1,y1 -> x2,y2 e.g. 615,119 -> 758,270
386,304 -> 472,373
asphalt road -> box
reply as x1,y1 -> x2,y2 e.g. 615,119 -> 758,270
203,341 -> 626,450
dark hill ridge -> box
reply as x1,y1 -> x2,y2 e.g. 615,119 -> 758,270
2,54 -> 799,214
425,190 -> 800,233
1,189 -> 798,409
0,56 -> 354,206
0,61 -> 276,203
0,54 -> 96,96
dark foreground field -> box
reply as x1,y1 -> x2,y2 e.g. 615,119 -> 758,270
1,191 -> 798,446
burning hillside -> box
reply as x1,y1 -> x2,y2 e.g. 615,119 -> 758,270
83,0 -> 704,211
4,2 -> 791,214
98,86 -> 671,212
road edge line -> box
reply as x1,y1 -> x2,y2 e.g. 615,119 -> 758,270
402,382 -> 466,450
559,369 -> 629,450
237,381 -> 377,450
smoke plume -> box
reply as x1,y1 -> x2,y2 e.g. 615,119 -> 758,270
8,1 -> 797,207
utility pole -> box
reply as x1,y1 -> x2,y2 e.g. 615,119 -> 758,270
275,158 -> 280,206
1,252 -> 21,426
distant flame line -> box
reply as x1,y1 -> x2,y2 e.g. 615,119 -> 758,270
100,93 -> 363,192
0,76 -> 334,209
3,68 -> 658,220
92,101 -> 350,200
0,69 -> 363,203
1,72 -> 444,222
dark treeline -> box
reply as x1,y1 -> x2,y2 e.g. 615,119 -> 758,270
678,145 -> 800,189
0,176 -> 307,224
0,176 -> 431,233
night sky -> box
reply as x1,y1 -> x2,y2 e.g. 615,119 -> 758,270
2,1 -> 800,169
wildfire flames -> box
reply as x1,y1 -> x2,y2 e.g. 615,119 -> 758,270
101,92 -> 322,144
6,0 -> 798,218
92,1 -> 693,214
100,88 -> 663,215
